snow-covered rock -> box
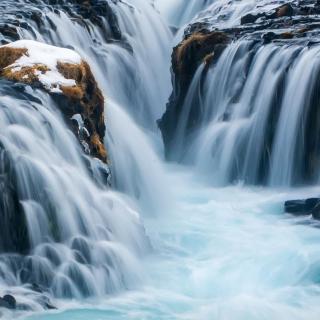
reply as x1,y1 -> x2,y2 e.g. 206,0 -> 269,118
0,40 -> 81,92
0,40 -> 107,163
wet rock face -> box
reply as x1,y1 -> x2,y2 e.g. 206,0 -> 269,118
159,31 -> 230,156
0,41 -> 107,163
159,0 -> 320,158
53,61 -> 107,162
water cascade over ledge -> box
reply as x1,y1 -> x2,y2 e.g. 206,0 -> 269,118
1,0 -> 320,319
164,40 -> 320,186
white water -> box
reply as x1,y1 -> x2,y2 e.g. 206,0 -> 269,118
23,181 -> 320,320
1,0 -> 320,319
0,84 -> 149,307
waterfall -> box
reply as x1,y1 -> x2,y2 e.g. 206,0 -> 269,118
0,80 -> 149,303
22,0 -> 174,199
2,0 -> 320,319
18,0 -> 173,131
167,40 -> 320,186
0,0 -> 172,310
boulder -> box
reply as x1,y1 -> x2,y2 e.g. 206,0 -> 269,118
284,198 -> 320,216
0,294 -> 16,309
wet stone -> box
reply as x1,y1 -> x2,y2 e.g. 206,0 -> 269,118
284,198 -> 320,216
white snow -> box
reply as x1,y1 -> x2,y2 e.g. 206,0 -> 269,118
1,40 -> 82,92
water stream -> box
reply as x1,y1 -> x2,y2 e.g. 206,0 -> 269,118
0,0 -> 320,319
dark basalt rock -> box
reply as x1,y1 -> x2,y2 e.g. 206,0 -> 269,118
284,197 -> 320,221
0,289 -> 56,311
241,4 -> 294,25
284,198 -> 320,216
0,294 -> 16,309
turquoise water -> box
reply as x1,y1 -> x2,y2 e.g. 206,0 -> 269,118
22,169 -> 320,320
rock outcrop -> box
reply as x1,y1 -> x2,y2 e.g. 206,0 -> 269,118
0,40 -> 107,162
284,198 -> 320,220
159,31 -> 230,156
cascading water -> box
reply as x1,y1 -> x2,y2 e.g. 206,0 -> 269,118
155,0 -> 217,27
0,0 -> 173,316
0,80 -> 149,305
1,0 -> 320,319
168,40 -> 320,186
155,0 -> 284,28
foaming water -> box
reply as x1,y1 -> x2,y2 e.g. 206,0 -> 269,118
24,174 -> 320,319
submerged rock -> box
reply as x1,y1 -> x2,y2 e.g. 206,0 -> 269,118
0,40 -> 107,163
284,198 -> 320,216
0,294 -> 16,309
0,290 -> 56,311
284,198 -> 320,220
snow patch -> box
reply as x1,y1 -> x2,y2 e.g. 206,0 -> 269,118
1,40 -> 82,92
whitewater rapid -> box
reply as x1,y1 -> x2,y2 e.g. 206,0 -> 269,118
24,175 -> 320,319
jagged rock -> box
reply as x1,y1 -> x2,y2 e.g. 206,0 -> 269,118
0,40 -> 107,163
